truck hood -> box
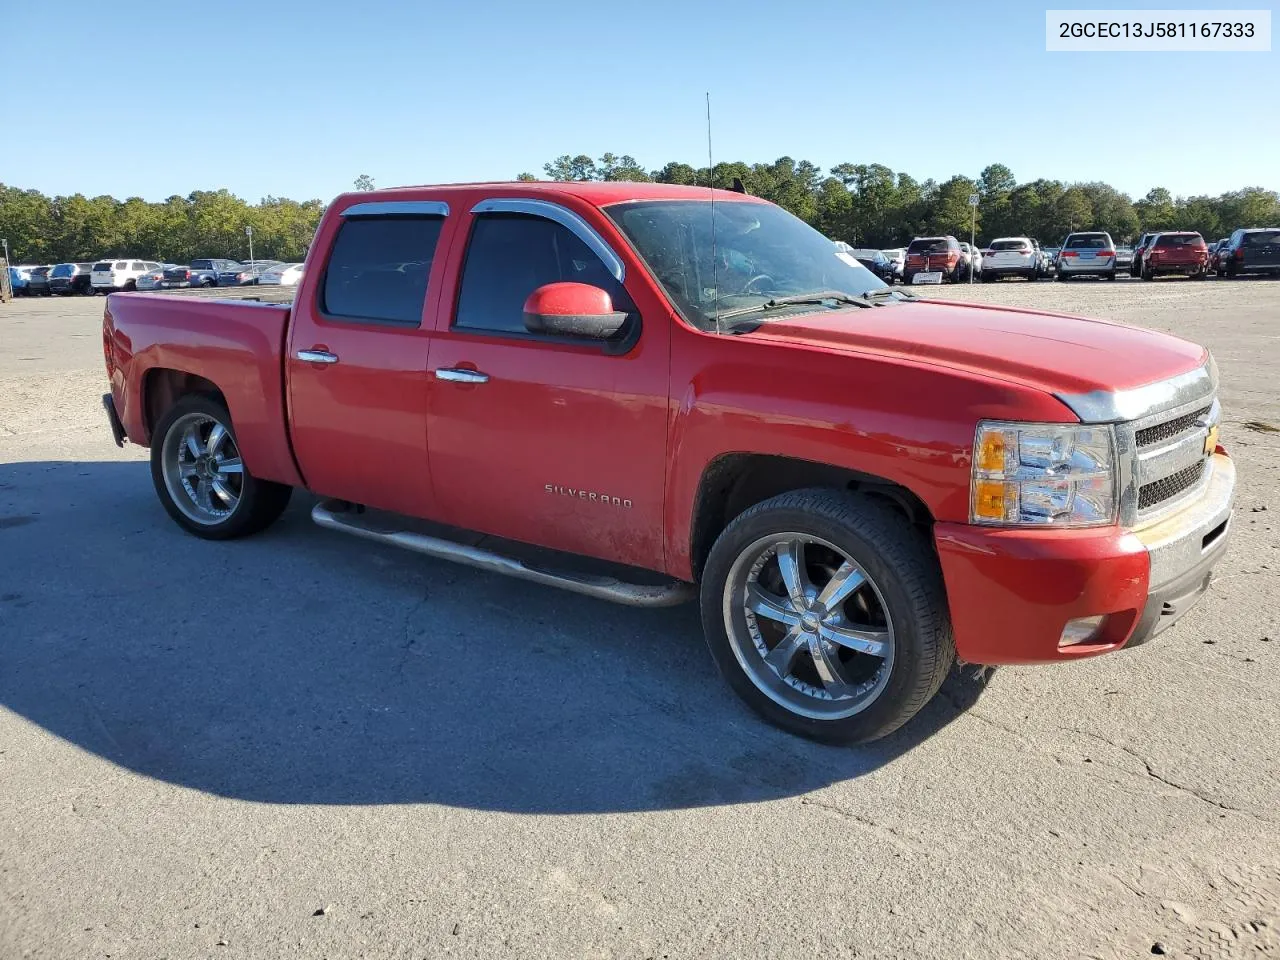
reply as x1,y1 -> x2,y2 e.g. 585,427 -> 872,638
746,297 -> 1207,398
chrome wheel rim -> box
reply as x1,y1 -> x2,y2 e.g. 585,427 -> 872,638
723,533 -> 895,720
161,412 -> 244,525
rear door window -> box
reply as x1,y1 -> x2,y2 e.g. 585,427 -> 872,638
906,238 -> 950,254
191,260 -> 213,270
990,240 -> 1030,251
321,215 -> 444,325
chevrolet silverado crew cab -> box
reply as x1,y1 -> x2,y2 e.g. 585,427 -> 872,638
99,182 -> 1236,744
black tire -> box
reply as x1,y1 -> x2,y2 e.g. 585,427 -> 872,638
124,279 -> 136,291
982,272 -> 994,283
1142,264 -> 1154,281
1106,269 -> 1116,281
1056,270 -> 1069,282
150,395 -> 292,540
699,488 -> 955,745
902,272 -> 914,286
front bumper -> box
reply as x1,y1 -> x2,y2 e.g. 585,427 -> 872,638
935,453 -> 1235,664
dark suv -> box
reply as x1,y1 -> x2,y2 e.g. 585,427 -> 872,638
1217,228 -> 1280,278
1131,232 -> 1159,277
48,262 -> 96,295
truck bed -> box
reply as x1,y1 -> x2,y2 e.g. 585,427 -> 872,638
103,291 -> 302,487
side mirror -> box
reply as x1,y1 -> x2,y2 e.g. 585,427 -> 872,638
523,282 -> 628,340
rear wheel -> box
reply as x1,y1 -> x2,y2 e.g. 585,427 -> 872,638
1056,270 -> 1069,282
150,395 -> 292,540
700,489 -> 954,744
1142,263 -> 1155,280
1106,269 -> 1116,281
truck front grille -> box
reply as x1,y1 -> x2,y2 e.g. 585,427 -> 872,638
1135,405 -> 1211,448
1128,394 -> 1218,522
1138,461 -> 1207,511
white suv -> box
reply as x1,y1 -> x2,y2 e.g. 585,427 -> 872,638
981,237 -> 1039,282
90,259 -> 163,294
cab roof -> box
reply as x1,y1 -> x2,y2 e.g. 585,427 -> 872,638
332,180 -> 768,209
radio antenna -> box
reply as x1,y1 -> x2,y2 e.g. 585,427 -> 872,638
706,91 -> 719,336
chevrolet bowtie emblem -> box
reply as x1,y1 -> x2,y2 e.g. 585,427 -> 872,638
1204,424 -> 1220,456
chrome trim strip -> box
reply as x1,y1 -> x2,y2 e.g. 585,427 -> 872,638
1138,434 -> 1211,485
470,198 -> 625,282
1134,454 -> 1234,586
1055,354 -> 1218,424
342,200 -> 450,218
312,502 -> 694,607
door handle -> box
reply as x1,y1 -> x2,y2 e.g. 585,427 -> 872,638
434,368 -> 490,384
296,349 -> 339,364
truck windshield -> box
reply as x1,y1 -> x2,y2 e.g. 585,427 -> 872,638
606,200 -> 886,330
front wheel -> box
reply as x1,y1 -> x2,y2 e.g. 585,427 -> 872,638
150,395 -> 292,540
699,489 -> 955,744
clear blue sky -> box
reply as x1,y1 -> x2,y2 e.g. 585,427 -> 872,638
7,0 -> 1275,203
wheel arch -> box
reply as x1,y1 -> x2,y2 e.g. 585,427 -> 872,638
141,367 -> 227,445
687,453 -> 934,583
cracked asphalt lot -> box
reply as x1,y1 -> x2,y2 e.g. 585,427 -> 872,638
1,280 -> 1278,959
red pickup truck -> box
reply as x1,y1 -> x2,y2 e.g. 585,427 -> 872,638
100,181 -> 1236,744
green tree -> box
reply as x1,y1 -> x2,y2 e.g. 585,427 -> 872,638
543,154 -> 598,181
353,174 -> 375,192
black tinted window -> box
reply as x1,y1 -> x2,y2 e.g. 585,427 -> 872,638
907,238 -> 950,253
322,216 -> 443,325
1155,234 -> 1202,247
990,239 -> 1029,251
1243,230 -> 1280,246
455,214 -> 631,335
1066,234 -> 1108,249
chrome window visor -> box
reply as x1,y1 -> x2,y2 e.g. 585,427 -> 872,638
1055,354 -> 1218,424
469,198 -> 625,282
342,200 -> 450,218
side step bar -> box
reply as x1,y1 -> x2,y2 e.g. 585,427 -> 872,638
311,501 -> 697,608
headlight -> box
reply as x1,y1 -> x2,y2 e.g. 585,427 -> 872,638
970,421 -> 1117,527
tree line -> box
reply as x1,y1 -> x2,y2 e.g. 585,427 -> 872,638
0,185 -> 327,265
3,160 -> 1277,265
520,154 -> 1280,248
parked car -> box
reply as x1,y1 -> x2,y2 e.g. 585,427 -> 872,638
7,266 -> 30,295
1028,239 -> 1052,278
880,248 -> 906,283
217,260 -> 283,286
958,242 -> 983,280
48,262 -> 96,295
845,248 -> 897,283
903,235 -> 962,284
1207,239 -> 1230,273
1043,246 -> 1060,270
257,262 -> 305,286
27,265 -> 53,296
1141,232 -> 1209,280
99,180 -> 1235,745
1114,247 -> 1134,270
181,258 -> 244,288
91,259 -> 164,294
136,264 -> 179,292
982,237 -> 1039,281
1131,232 -> 1159,277
1056,231 -> 1116,281
1217,227 -> 1280,278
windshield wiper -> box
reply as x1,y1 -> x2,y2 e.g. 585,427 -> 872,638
713,291 -> 872,323
861,286 -> 917,303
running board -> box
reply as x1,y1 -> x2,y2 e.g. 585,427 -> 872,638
311,501 -> 696,608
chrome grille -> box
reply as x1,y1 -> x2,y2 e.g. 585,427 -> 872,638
1136,405 -> 1211,449
1138,461 -> 1206,511
1122,390 -> 1220,524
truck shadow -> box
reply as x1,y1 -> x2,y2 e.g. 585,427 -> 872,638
0,460 -> 988,814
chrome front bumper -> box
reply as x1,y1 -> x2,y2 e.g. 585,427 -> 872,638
1127,453 -> 1235,646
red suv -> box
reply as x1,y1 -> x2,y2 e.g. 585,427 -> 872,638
1141,232 -> 1209,280
902,236 -> 962,284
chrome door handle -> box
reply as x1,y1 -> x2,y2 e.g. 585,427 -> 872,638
296,349 -> 339,364
434,368 -> 489,384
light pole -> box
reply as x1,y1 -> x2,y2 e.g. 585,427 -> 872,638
967,193 -> 979,284
246,225 -> 254,265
